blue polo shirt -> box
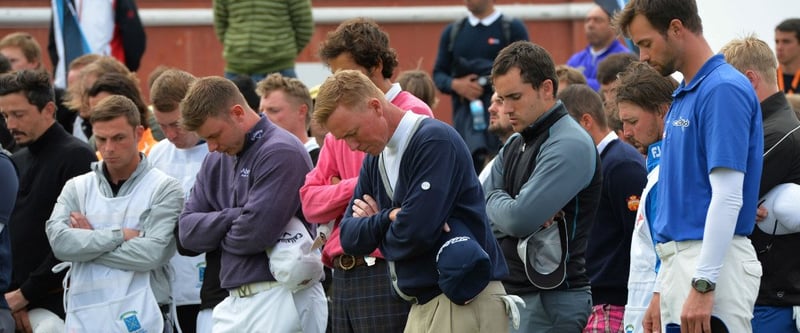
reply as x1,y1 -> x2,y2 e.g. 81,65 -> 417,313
653,54 -> 763,243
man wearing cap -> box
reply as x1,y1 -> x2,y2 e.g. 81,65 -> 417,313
721,35 -> 800,333
486,41 -> 602,332
315,69 -> 511,333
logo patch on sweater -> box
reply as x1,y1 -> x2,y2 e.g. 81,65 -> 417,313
488,37 -> 500,45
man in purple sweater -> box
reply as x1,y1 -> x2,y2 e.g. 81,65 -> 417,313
178,77 -> 326,332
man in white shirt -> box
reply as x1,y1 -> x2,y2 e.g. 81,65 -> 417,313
256,73 -> 319,165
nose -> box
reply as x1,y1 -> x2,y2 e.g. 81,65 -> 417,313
638,50 -> 649,63
207,140 -> 218,152
622,123 -> 634,139
345,137 -> 359,151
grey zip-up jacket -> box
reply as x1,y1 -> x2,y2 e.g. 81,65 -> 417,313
45,155 -> 184,304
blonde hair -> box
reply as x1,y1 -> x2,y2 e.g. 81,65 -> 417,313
0,32 -> 43,69
720,35 -> 778,86
180,76 -> 247,131
313,70 -> 384,126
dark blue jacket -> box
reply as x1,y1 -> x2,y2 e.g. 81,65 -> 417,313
340,119 -> 507,305
0,153 -> 18,310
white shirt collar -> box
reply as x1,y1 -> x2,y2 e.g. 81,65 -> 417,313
597,131 -> 618,155
385,83 -> 402,103
467,10 -> 501,27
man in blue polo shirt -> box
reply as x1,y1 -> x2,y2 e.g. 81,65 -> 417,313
616,0 -> 763,332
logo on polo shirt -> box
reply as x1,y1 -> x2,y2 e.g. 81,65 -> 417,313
672,117 -> 690,129
240,168 -> 250,178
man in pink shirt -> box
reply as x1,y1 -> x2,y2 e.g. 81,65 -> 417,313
300,18 -> 433,333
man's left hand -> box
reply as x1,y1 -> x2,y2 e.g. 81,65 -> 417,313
680,289 -> 714,333
352,194 -> 380,217
70,212 -> 93,229
4,289 -> 28,312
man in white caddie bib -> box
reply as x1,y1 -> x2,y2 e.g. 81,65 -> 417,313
46,95 -> 184,332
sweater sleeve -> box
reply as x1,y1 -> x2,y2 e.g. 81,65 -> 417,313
289,0 -> 313,55
433,24 -> 456,95
486,133 -> 598,237
339,161 -> 393,256
46,177 -> 125,263
179,160 -> 239,253
606,158 -> 648,243
92,178 -> 183,272
212,0 -> 228,43
299,135 -> 360,223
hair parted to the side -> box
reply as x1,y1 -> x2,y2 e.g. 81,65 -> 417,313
555,65 -> 588,86
720,35 -> 779,86
318,18 -> 399,79
88,72 -> 149,129
64,56 -> 132,112
559,84 -> 607,129
180,76 -> 247,132
597,53 -> 638,85
0,69 -> 55,111
615,62 -> 678,113
256,73 -> 313,110
0,32 -> 43,69
492,41 -> 559,97
313,70 -> 385,126
397,70 -> 438,108
151,69 -> 197,114
90,94 -> 141,128
777,18 -> 800,42
614,0 -> 703,38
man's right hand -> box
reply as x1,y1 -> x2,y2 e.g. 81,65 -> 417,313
122,228 -> 140,241
643,292 -> 662,333
451,74 -> 484,101
12,308 -> 32,333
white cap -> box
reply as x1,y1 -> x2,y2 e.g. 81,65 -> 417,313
758,183 -> 800,235
268,217 -> 324,292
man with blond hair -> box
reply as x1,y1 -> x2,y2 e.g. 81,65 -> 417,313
721,35 -> 800,333
0,32 -> 43,71
178,76 -> 326,333
148,69 -> 215,333
256,73 -> 319,164
315,69 -> 511,333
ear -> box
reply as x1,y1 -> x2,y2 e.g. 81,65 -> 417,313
368,98 -> 383,116
134,124 -> 144,141
743,70 -> 760,89
42,101 -> 56,119
372,59 -> 384,80
298,103 -> 309,119
669,19 -> 683,37
230,104 -> 246,121
541,79 -> 555,99
581,113 -> 593,129
657,103 -> 669,119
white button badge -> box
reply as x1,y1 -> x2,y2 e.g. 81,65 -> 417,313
421,181 -> 431,190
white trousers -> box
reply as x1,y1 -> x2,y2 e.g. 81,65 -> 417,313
196,308 -> 213,333
28,308 -> 64,333
655,237 -> 762,333
212,283 -> 327,333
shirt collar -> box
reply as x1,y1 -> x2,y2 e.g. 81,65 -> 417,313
596,131 -> 618,155
385,83 -> 402,103
385,111 -> 422,153
673,54 -> 726,97
467,10 -> 501,27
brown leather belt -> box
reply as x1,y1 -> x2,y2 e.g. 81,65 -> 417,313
332,254 -> 371,270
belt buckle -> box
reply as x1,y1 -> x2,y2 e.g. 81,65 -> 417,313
339,255 -> 357,270
235,284 -> 252,298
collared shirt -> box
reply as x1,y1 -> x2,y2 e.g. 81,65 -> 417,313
654,54 -> 763,242
385,83 -> 402,103
467,10 -> 501,27
596,131 -> 618,155
383,112 -> 427,189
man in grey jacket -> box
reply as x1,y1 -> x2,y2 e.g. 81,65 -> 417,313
46,95 -> 183,332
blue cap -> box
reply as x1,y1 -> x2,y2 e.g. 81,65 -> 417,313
435,222 -> 491,305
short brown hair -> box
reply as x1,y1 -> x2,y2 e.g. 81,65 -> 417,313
255,73 -> 313,113
397,70 -> 437,108
555,65 -> 588,86
64,56 -> 132,111
151,69 -> 196,114
319,18 -> 398,79
492,41 -> 559,97
90,94 -> 141,128
0,32 -> 42,69
147,65 -> 174,90
68,54 -> 101,71
559,84 -> 606,129
313,70 -> 385,126
596,53 -> 638,85
88,72 -> 149,129
615,62 -> 677,112
720,35 -> 778,86
181,76 -> 247,131
614,0 -> 703,38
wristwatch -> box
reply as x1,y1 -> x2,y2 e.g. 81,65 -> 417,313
691,278 -> 716,293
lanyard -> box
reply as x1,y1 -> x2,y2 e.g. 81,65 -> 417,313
777,66 -> 800,95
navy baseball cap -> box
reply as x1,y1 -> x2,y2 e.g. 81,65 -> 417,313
435,222 -> 491,305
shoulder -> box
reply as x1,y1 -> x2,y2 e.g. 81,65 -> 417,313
394,92 -> 434,117
148,140 -> 171,160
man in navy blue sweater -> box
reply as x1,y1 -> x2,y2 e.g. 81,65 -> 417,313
433,0 -> 528,172
560,84 -> 647,332
314,69 -> 512,333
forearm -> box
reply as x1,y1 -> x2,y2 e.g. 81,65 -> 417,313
19,253 -> 65,302
178,208 -> 238,253
695,168 -> 743,283
299,178 -> 358,223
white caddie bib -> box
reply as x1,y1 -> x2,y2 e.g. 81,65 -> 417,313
63,168 -> 169,333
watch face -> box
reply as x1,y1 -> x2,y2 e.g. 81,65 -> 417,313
693,279 -> 714,293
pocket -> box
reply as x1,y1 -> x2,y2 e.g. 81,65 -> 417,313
742,259 -> 763,278
67,285 -> 163,333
